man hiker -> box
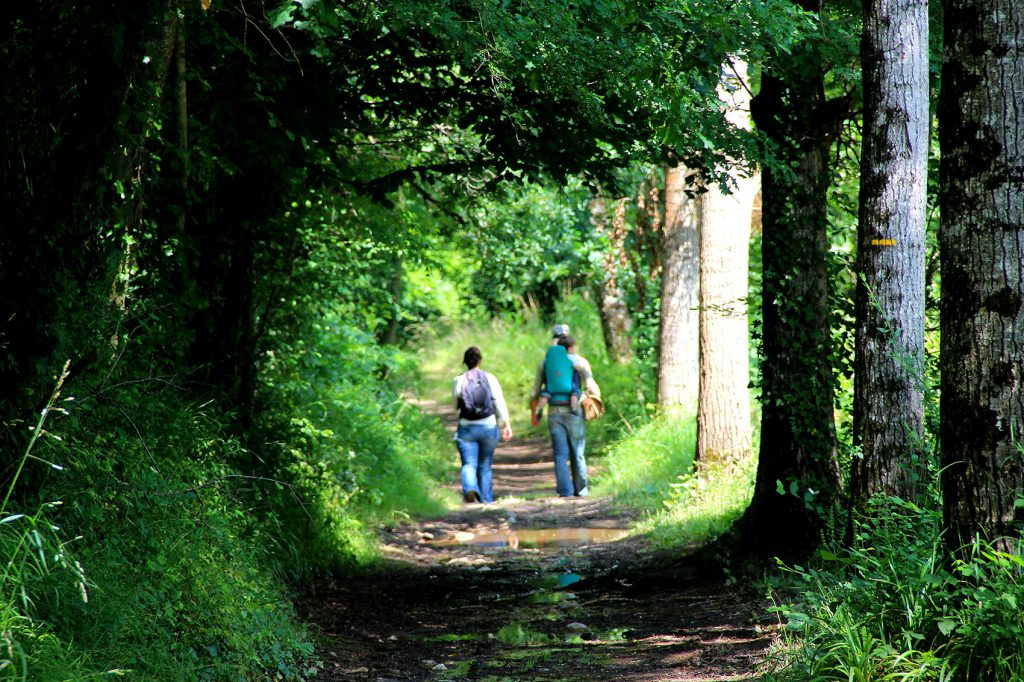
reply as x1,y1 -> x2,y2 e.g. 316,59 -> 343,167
531,326 -> 600,497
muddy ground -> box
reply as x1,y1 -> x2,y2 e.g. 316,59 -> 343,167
299,407 -> 783,681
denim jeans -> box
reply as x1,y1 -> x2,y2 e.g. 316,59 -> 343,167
455,422 -> 500,502
547,410 -> 588,497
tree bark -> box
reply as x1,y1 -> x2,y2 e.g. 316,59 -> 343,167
733,16 -> 847,559
657,165 -> 701,415
697,60 -> 757,465
592,196 -> 634,363
175,15 -> 188,234
383,254 -> 404,346
939,0 -> 1024,554
852,0 -> 929,502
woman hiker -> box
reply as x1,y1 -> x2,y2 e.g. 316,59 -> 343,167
453,346 -> 512,503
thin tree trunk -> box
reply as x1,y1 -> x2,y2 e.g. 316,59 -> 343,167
383,254 -> 404,346
697,60 -> 757,465
592,196 -> 634,363
939,0 -> 1024,554
657,165 -> 700,415
852,0 -> 929,502
633,173 -> 662,310
175,15 -> 188,234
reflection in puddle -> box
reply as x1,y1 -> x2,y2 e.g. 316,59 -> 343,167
427,527 -> 628,550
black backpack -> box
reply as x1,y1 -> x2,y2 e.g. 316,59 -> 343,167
459,368 -> 496,420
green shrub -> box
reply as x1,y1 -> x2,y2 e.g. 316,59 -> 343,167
767,494 -> 1024,681
262,317 -> 454,569
35,394 -> 317,680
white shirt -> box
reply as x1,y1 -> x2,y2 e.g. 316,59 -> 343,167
453,370 -> 511,427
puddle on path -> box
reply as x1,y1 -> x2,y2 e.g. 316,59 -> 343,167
426,527 -> 628,550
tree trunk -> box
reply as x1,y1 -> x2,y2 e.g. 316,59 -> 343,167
657,165 -> 701,415
175,15 -> 188,235
592,196 -> 634,363
939,0 -> 1024,554
697,60 -> 757,465
729,9 -> 850,558
852,0 -> 929,502
383,254 -> 404,346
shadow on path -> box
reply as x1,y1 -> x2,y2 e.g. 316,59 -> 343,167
298,396 -> 781,681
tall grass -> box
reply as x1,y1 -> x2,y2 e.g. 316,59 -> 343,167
599,408 -> 755,548
0,363 -> 104,679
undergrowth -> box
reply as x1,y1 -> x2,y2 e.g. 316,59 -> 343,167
765,494 -> 1024,681
600,411 -> 755,548
0,313 -> 454,679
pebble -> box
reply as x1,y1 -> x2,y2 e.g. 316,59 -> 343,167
566,622 -> 590,633
422,659 -> 437,668
432,663 -> 448,672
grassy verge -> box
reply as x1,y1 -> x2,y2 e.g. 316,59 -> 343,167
0,317 -> 457,680
598,408 -> 755,548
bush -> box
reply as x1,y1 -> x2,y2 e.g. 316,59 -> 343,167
767,494 -> 1024,681
261,317 -> 454,569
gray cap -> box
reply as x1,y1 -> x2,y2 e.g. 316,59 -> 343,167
552,323 -> 570,337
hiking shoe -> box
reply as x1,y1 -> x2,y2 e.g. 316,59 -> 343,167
575,487 -> 589,498
465,490 -> 481,504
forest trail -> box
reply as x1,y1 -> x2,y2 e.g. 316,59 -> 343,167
300,399 -> 780,681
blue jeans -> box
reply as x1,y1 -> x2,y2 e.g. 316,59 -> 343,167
455,423 -> 499,503
548,410 -> 588,497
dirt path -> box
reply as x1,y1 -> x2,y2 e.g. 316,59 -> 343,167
299,400 -> 780,681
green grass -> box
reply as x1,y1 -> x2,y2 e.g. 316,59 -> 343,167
765,494 -> 1024,681
598,409 -> 755,548
599,412 -> 698,509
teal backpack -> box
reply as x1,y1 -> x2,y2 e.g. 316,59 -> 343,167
544,345 -> 575,404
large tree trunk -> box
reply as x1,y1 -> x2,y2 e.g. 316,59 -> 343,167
731,1 -> 848,559
852,0 -> 929,502
592,196 -> 634,363
939,0 -> 1024,555
657,165 -> 701,415
697,60 -> 757,465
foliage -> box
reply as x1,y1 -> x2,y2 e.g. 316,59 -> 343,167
262,316 -> 454,569
463,179 -> 599,314
34,379 -> 316,680
767,494 -> 1024,681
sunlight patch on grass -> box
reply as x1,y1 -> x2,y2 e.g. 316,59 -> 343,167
640,456 -> 756,548
599,413 -> 698,511
600,411 -> 756,549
